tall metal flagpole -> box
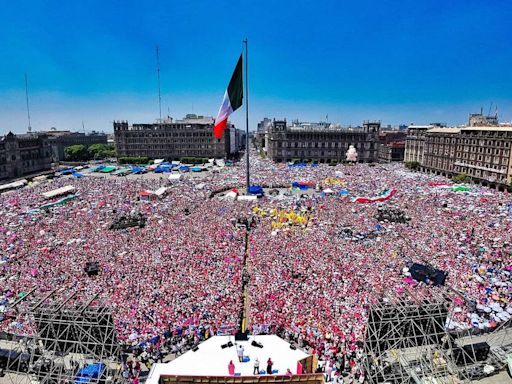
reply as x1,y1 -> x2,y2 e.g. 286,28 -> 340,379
25,73 -> 32,133
156,45 -> 162,122
243,39 -> 250,193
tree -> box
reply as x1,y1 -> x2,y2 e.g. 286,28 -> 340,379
404,161 -> 420,170
64,145 -> 88,161
88,144 -> 116,160
452,173 -> 471,183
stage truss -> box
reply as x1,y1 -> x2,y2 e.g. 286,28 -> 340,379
362,286 -> 496,384
0,288 -> 123,384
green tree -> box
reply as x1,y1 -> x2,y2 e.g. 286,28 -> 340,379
404,161 -> 420,170
88,144 -> 116,159
452,173 -> 471,183
64,144 -> 88,161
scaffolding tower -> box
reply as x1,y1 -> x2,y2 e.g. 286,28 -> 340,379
0,289 -> 123,384
363,286 -> 487,384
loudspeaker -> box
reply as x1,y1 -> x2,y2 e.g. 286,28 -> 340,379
290,344 -> 297,350
221,343 -> 228,349
252,341 -> 263,348
192,346 -> 199,352
227,341 -> 234,348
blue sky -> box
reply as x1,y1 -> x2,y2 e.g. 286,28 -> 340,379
0,0 -> 511,134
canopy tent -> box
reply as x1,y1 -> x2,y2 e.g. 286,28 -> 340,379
0,179 -> 27,193
168,174 -> 182,181
248,185 -> 264,196
154,187 -> 168,198
138,190 -> 156,201
323,188 -> 335,194
191,166 -> 204,172
113,168 -> 132,176
59,168 -> 75,175
42,185 -> 76,199
89,165 -> 105,172
72,173 -> 85,178
224,191 -> 238,200
99,166 -> 116,173
195,183 -> 206,190
131,167 -> 147,174
153,159 -> 165,164
179,166 -> 190,172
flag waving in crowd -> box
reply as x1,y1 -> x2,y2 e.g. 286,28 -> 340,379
214,54 -> 243,138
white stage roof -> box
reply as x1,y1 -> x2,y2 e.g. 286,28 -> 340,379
146,335 -> 309,384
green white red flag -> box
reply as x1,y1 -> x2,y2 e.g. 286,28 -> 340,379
214,54 -> 243,138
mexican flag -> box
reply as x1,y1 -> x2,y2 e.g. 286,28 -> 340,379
352,189 -> 397,203
214,54 -> 243,138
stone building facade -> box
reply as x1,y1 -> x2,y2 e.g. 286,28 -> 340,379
404,125 -> 433,166
378,131 -> 406,162
412,125 -> 512,188
422,128 -> 461,176
0,132 -> 52,182
265,120 -> 380,163
114,114 -> 244,160
453,127 -> 512,186
44,130 -> 108,161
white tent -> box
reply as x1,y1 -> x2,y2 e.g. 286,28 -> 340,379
154,187 -> 168,197
0,179 -> 27,192
42,185 -> 76,199
195,183 -> 206,190
224,190 -> 238,200
323,188 -> 335,194
154,159 -> 165,165
168,174 -> 182,181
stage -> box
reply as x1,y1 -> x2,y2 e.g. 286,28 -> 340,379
146,335 -> 310,383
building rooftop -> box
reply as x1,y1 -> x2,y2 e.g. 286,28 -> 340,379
461,126 -> 512,132
408,125 -> 433,129
427,127 -> 461,134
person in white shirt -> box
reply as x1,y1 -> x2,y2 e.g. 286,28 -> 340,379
237,345 -> 244,362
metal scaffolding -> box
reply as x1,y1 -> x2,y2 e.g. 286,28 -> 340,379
1,289 -> 123,384
363,287 -> 481,384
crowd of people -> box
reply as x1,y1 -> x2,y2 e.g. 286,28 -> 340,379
0,153 -> 511,382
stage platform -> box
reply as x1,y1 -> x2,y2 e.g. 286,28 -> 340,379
146,335 -> 310,384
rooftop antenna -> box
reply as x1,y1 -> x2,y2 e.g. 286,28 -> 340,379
156,45 -> 162,123
488,102 -> 493,117
82,120 -> 85,133
24,73 -> 32,133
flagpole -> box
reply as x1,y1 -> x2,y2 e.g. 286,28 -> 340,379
243,38 -> 250,193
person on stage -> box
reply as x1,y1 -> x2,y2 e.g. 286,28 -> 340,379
253,357 -> 260,375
